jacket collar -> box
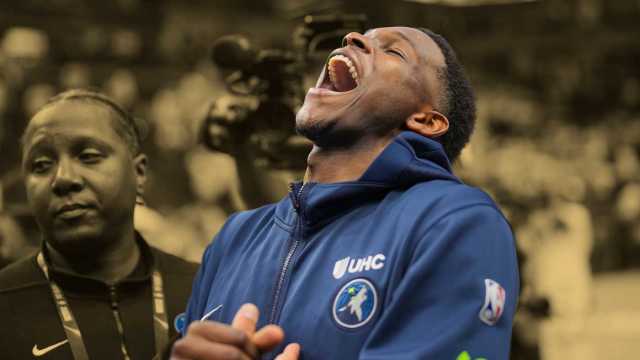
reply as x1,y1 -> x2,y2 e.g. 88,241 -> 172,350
275,131 -> 461,229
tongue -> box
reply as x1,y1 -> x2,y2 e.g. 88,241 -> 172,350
332,61 -> 357,92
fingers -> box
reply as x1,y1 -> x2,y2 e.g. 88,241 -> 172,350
274,343 -> 301,360
230,303 -> 261,357
231,303 -> 259,336
171,303 -> 292,360
187,321 -> 249,348
171,334 -> 252,360
252,324 -> 285,351
173,321 -> 259,359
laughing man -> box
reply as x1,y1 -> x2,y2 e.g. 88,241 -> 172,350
172,27 -> 519,360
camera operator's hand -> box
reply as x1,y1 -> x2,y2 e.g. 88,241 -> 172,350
171,304 -> 300,360
205,94 -> 260,152
203,94 -> 296,209
215,94 -> 260,121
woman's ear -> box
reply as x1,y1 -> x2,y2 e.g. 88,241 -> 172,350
404,110 -> 449,138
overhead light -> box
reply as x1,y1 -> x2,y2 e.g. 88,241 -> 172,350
1,27 -> 49,60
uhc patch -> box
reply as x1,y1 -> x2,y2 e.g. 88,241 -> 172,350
478,278 -> 506,326
332,278 -> 378,329
332,254 -> 386,279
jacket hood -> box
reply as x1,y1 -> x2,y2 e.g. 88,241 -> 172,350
358,131 -> 458,186
276,131 -> 462,228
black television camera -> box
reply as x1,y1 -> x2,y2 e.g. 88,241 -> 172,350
201,14 -> 367,169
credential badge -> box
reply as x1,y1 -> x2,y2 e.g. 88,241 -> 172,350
332,278 -> 378,329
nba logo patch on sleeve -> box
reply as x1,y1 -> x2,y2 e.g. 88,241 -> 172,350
478,278 -> 506,326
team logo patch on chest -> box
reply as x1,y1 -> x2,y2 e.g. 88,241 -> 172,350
332,278 -> 378,329
332,253 -> 385,279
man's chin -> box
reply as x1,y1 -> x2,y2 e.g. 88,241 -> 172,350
295,108 -> 336,145
295,120 -> 323,144
48,226 -> 106,255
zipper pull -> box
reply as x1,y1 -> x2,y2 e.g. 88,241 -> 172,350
288,183 -> 301,211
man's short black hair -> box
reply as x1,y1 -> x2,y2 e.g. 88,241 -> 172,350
24,89 -> 146,155
419,28 -> 476,162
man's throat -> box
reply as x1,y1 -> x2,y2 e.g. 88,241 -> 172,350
45,238 -> 141,284
305,139 -> 392,184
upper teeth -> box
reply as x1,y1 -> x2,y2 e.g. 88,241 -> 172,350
328,54 -> 359,85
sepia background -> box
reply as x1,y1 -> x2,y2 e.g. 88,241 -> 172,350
0,0 -> 638,358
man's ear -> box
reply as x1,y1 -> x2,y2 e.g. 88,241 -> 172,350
405,110 -> 449,138
133,153 -> 147,200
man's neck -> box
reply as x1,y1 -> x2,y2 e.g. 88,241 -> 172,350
45,232 -> 141,285
305,135 -> 396,183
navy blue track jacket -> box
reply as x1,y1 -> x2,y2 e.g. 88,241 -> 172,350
183,131 -> 519,359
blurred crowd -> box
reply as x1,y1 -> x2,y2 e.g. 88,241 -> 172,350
0,0 -> 638,358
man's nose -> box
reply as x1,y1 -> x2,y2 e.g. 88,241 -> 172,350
343,32 -> 371,53
51,157 -> 83,196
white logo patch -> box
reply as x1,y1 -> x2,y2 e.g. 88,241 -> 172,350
333,254 -> 385,279
32,340 -> 69,357
479,278 -> 506,326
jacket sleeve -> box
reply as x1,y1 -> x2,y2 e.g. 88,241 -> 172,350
181,224 -> 229,336
359,204 -> 519,360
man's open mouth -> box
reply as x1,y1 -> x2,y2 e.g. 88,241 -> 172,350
320,54 -> 359,92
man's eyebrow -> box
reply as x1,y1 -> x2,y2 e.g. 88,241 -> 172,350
364,29 -> 413,45
24,134 -> 114,156
70,136 -> 115,151
366,29 -> 417,53
389,30 -> 415,47
22,135 -> 51,157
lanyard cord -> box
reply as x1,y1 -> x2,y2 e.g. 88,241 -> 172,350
36,252 -> 169,359
151,270 -> 169,355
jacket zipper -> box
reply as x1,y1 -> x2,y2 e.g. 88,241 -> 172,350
109,286 -> 131,360
269,183 -> 306,324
